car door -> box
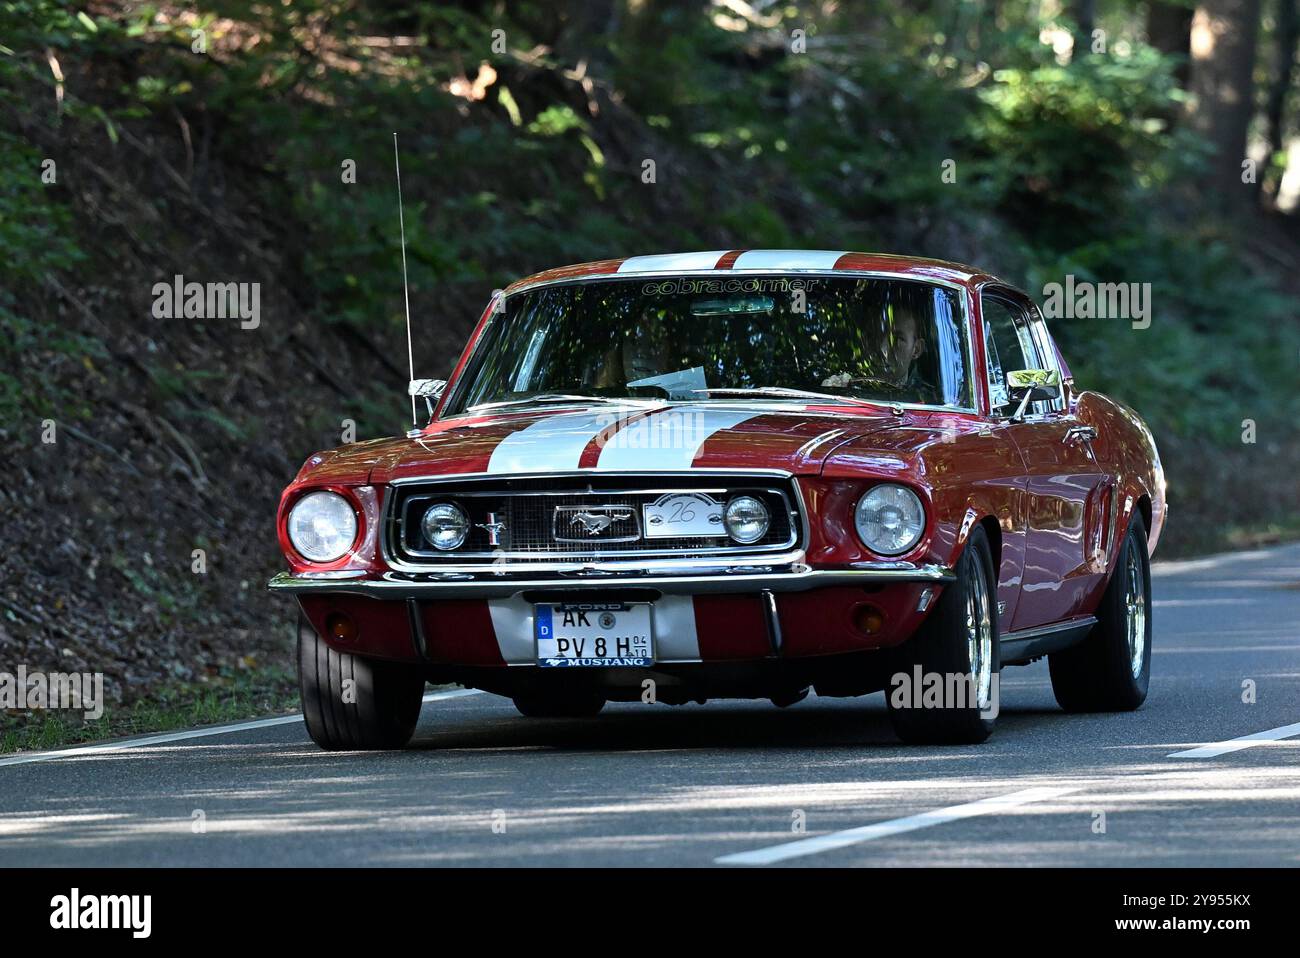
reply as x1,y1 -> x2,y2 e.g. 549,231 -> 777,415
981,288 -> 1108,631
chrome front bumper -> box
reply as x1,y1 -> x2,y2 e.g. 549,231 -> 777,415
267,557 -> 955,600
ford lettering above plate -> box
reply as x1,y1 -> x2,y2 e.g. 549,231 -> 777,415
536,603 -> 653,666
643,492 -> 724,538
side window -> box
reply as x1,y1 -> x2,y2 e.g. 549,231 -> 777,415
1026,308 -> 1066,412
981,294 -> 1042,413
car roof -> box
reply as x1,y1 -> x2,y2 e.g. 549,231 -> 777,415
502,249 -> 1004,296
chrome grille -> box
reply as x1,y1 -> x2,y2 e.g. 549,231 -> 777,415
385,473 -> 801,564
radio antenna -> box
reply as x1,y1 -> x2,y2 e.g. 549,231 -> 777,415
393,132 -> 417,426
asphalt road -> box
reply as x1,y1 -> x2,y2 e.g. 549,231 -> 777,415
3,543 -> 1299,867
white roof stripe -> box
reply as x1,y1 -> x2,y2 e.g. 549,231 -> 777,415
730,249 -> 848,270
616,251 -> 731,273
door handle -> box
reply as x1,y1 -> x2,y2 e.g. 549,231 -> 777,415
1064,425 -> 1097,445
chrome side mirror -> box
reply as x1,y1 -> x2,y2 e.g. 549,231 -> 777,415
408,379 -> 446,426
408,378 -> 446,400
1006,368 -> 1061,421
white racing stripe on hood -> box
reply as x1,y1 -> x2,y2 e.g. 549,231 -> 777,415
730,249 -> 847,271
617,251 -> 731,273
486,410 -> 614,474
596,406 -> 758,470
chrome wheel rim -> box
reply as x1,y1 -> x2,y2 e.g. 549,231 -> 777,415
1124,543 -> 1147,678
966,563 -> 994,710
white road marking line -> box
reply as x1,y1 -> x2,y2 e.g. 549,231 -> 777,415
1151,547 -> 1284,574
1155,645 -> 1300,653
1167,721 -> 1300,759
1152,598 -> 1253,607
0,688 -> 483,768
715,785 -> 1079,865
422,689 -> 483,703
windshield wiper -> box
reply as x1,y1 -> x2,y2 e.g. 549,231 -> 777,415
467,394 -> 662,413
691,387 -> 900,410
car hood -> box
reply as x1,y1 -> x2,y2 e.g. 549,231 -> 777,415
314,403 -> 935,485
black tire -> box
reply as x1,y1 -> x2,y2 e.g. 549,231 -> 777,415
1049,519 -> 1151,712
297,614 -> 426,750
886,525 -> 1000,745
512,693 -> 606,718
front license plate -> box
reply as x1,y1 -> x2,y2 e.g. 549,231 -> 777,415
535,603 -> 654,667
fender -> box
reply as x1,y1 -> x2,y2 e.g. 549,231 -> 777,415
1076,391 -> 1166,591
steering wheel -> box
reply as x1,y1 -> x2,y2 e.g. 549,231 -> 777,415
821,375 -> 905,395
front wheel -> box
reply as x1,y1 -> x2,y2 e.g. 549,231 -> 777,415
297,614 -> 426,750
1049,519 -> 1151,712
886,525 -> 1000,744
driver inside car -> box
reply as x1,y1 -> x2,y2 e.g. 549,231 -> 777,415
882,306 -> 927,388
591,322 -> 665,391
822,304 -> 938,403
594,320 -> 708,398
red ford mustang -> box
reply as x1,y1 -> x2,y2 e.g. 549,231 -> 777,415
270,250 -> 1166,749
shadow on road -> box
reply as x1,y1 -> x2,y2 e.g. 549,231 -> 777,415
406,696 -> 1080,754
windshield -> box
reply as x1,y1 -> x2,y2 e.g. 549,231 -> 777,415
446,274 -> 971,414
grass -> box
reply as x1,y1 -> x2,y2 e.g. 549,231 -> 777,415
0,665 -> 300,755
1157,515 -> 1300,560
1222,516 -> 1300,554
1,666 -> 466,755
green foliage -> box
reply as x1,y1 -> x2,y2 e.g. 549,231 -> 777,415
0,174 -> 92,419
976,47 -> 1193,243
0,131 -> 85,283
1,0 -> 1295,476
1026,230 -> 1298,443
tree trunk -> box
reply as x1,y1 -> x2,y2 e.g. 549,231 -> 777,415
1147,1 -> 1195,86
1073,0 -> 1097,57
1188,0 -> 1263,209
554,0 -> 621,66
1261,0 -> 1299,201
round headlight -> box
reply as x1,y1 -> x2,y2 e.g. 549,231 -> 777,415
422,502 -> 469,551
855,484 -> 926,556
287,491 -> 358,563
724,495 -> 770,544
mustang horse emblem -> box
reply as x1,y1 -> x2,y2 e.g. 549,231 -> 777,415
569,510 -> 632,536
475,511 -> 507,547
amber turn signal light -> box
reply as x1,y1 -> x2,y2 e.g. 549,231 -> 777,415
853,604 -> 885,635
325,612 -> 358,642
